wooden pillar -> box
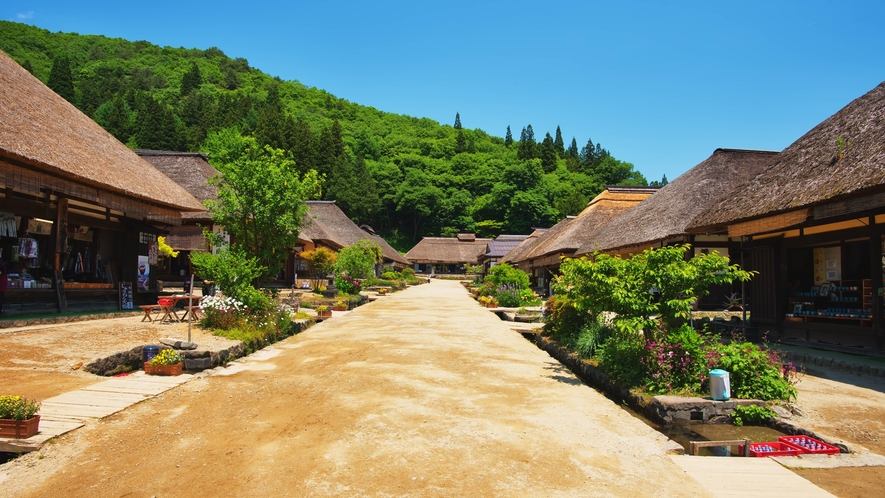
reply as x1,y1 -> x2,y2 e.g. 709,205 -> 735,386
54,198 -> 68,312
870,216 -> 883,351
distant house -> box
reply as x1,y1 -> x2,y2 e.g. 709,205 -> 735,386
0,50 -> 204,314
501,228 -> 549,275
688,81 -> 885,352
136,150 -> 222,283
295,201 -> 409,286
478,234 -> 529,274
510,187 -> 657,295
405,233 -> 492,274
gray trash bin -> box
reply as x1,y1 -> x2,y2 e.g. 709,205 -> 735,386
709,368 -> 731,401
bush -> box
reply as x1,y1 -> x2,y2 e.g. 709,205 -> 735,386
711,342 -> 798,401
380,271 -> 398,280
596,328 -> 647,388
574,319 -> 613,358
641,326 -> 711,394
731,404 -> 776,426
335,274 -> 361,295
0,395 -> 41,420
150,349 -> 183,366
485,263 -> 530,290
335,240 -> 381,279
401,267 -> 416,277
542,296 -> 593,347
200,295 -> 246,330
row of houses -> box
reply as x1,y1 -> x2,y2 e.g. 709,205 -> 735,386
0,50 -> 408,314
407,81 -> 885,356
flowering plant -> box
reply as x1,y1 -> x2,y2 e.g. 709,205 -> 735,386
335,274 -> 361,295
149,349 -> 183,366
315,305 -> 329,313
200,295 -> 245,329
0,395 -> 41,420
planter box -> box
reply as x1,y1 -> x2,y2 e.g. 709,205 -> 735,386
0,415 -> 40,439
316,311 -> 332,318
333,306 -> 347,311
144,362 -> 183,376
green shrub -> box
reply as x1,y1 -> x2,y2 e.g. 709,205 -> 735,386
731,404 -> 776,426
542,296 -> 592,347
381,271 -> 398,280
712,342 -> 798,401
642,325 -> 712,395
401,267 -> 416,277
574,320 -> 613,358
596,328 -> 647,387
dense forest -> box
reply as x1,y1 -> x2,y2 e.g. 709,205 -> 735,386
0,21 -> 660,250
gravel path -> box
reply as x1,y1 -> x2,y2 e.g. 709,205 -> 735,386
1,280 -> 708,497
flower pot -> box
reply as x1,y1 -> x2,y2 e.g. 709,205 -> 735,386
144,362 -> 183,376
0,415 -> 40,438
333,306 -> 347,311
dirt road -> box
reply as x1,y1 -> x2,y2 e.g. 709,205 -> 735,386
1,280 -> 709,497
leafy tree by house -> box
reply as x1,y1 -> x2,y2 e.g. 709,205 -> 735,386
203,131 -> 321,282
334,239 -> 382,279
47,55 -> 75,104
298,246 -> 337,289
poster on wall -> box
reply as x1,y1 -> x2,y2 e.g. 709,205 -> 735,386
137,255 -> 150,290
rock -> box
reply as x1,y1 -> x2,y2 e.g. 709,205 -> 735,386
160,338 -> 198,350
70,361 -> 83,370
771,405 -> 792,419
185,357 -> 213,371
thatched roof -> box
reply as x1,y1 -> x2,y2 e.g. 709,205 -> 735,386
0,50 -> 204,217
578,149 -> 777,255
405,235 -> 493,264
136,150 -> 216,221
521,187 -> 657,262
301,201 -> 409,266
501,228 -> 549,264
689,81 -> 885,232
483,235 -> 529,259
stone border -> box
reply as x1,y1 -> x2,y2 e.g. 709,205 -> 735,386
84,319 -> 313,376
780,350 -> 885,378
0,311 -> 140,330
524,332 -> 856,453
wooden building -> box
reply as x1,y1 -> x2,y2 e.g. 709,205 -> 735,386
478,234 -> 529,274
510,187 -> 658,296
0,51 -> 204,314
295,201 -> 410,286
405,233 -> 492,274
688,81 -> 885,353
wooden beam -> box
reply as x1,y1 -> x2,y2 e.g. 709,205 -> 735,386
729,209 -> 809,237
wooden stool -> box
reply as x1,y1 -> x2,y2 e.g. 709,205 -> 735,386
140,305 -> 162,322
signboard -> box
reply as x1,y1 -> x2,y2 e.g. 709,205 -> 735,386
120,281 -> 133,310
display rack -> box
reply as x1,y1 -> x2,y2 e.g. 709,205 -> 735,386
785,279 -> 872,326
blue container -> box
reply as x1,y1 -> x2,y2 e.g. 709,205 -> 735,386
143,345 -> 160,364
709,369 -> 731,401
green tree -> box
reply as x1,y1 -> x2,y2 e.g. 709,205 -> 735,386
554,245 -> 754,339
554,125 -> 565,155
517,125 -> 536,160
540,132 -> 557,173
180,61 -> 202,96
504,126 -> 513,147
47,55 -> 75,103
298,247 -> 337,289
453,112 -> 462,130
203,133 -> 321,282
335,239 -> 382,279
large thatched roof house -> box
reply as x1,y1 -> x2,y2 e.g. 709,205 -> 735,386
405,233 -> 492,274
687,81 -> 885,352
576,149 -> 777,257
0,50 -> 203,313
299,201 -> 410,280
501,228 -> 549,272
511,187 -> 657,294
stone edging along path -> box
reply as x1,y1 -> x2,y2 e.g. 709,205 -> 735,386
522,332 -> 857,454
84,319 -> 314,376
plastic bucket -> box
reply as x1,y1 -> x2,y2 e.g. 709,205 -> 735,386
143,345 -> 160,364
709,369 -> 731,401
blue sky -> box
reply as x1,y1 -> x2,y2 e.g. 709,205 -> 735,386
4,1 -> 884,182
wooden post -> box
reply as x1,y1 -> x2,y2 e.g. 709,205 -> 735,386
54,199 -> 68,312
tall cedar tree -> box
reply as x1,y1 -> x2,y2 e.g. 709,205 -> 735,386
455,129 -> 467,154
104,94 -> 132,143
554,126 -> 565,155
517,125 -> 536,160
504,126 -> 513,147
290,118 -> 315,176
540,132 -> 557,173
316,121 -> 345,183
453,112 -> 462,130
135,93 -> 183,150
47,55 -> 75,104
180,61 -> 202,96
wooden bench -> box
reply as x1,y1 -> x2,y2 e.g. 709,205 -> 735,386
180,305 -> 203,321
139,305 -> 162,322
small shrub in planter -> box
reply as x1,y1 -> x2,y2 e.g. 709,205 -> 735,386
315,305 -> 331,317
0,395 -> 42,438
149,349 -> 183,366
334,300 -> 348,311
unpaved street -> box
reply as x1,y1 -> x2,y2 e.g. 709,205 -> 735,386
1,280 -> 708,497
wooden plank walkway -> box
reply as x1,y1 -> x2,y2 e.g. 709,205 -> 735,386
0,371 -> 191,453
670,455 -> 837,497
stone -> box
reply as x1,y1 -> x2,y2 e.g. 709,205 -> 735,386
185,357 -> 213,371
771,405 -> 792,419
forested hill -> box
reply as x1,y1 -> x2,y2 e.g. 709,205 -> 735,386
0,21 -> 654,249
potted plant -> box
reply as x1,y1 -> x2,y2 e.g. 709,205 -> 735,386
378,287 -> 389,295
315,305 -> 332,318
333,300 -> 348,311
144,348 -> 183,376
0,395 -> 41,438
